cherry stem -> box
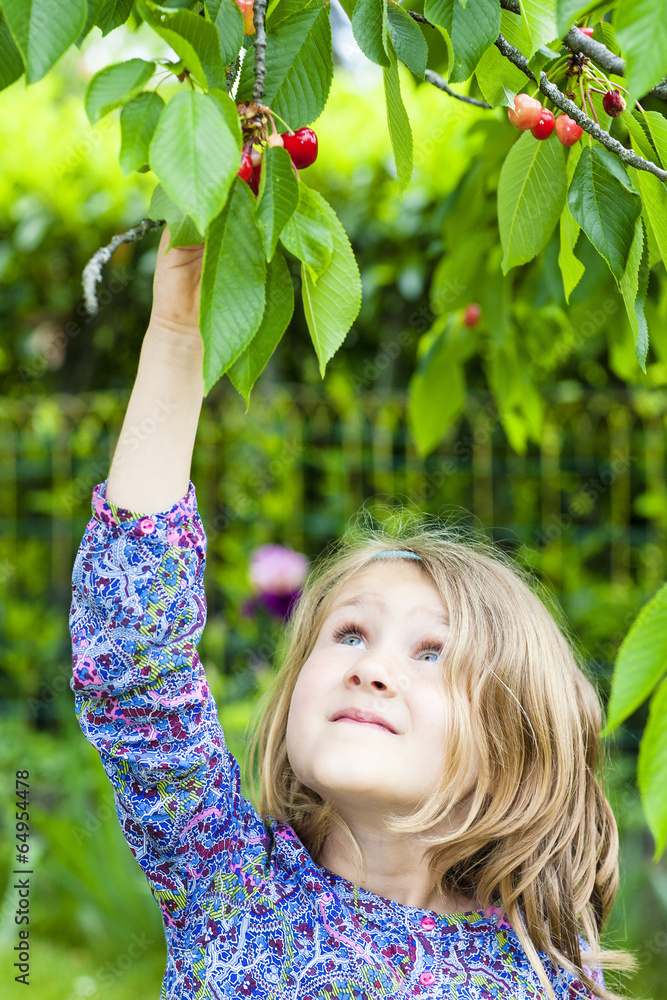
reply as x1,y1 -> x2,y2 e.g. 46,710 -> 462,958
586,90 -> 599,124
260,105 -> 292,132
635,100 -> 646,114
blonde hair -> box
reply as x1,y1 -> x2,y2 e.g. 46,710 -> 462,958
247,508 -> 635,999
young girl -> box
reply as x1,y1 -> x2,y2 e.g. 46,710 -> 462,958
70,227 -> 633,1000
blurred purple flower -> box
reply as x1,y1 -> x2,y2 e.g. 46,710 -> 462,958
246,544 -> 309,621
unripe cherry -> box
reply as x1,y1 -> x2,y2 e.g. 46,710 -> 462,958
555,114 -> 583,146
508,93 -> 543,130
578,26 -> 594,36
267,132 -> 285,148
235,0 -> 255,34
530,108 -> 555,140
602,90 -> 626,117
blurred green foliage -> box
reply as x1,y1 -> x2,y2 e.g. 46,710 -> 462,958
0,26 -> 666,1000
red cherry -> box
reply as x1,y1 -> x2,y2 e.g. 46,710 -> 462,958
463,304 -> 481,328
602,90 -> 626,117
554,114 -> 583,146
249,163 -> 261,196
530,108 -> 555,140
508,93 -> 543,130
578,26 -> 594,36
238,149 -> 253,182
280,127 -> 318,168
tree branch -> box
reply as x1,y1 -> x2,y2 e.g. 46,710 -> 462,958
499,0 -> 667,100
82,218 -> 164,316
252,0 -> 268,104
424,69 -> 491,108
494,34 -> 667,183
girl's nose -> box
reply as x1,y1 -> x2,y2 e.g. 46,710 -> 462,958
344,653 -> 399,693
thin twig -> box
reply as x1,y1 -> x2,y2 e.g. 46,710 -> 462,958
499,0 -> 667,100
407,10 -> 435,28
253,0 -> 268,104
82,218 -> 164,316
424,69 -> 491,108
493,34 -> 667,182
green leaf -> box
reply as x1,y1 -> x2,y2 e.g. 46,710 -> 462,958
148,184 -> 205,250
615,0 -> 667,106
279,183 -> 334,280
148,90 -> 240,235
209,0 -> 244,65
351,0 -> 389,66
119,91 -> 165,174
76,0 -> 106,47
237,1 -> 333,130
136,0 -> 228,90
617,217 -> 650,371
383,47 -> 414,196
603,582 -> 667,733
558,142 -> 585,302
386,2 -> 428,78
299,188 -> 362,377
567,145 -> 641,280
256,146 -> 299,261
200,178 -> 267,395
498,130 -> 567,273
424,0 -> 500,82
96,0 -> 135,36
633,169 -> 667,274
487,329 -> 544,454
227,250 -> 295,406
408,322 -> 474,456
555,0 -> 602,36
84,58 -> 156,125
475,44 -> 526,108
518,0 -> 558,57
2,0 -> 86,85
638,675 -> 667,859
0,14 -> 24,91
643,111 -> 667,169
207,86 -> 243,142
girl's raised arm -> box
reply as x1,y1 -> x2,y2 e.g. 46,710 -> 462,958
105,226 -> 205,515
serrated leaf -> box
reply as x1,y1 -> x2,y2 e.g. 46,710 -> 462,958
623,109 -> 656,160
227,250 -> 295,406
76,0 -> 106,48
633,168 -> 667,277
475,43 -> 526,108
207,87 -> 243,141
617,217 -> 650,371
603,582 -> 667,733
279,183 -> 334,279
119,91 -> 165,173
567,145 -> 641,280
299,188 -> 362,377
148,185 -> 205,250
386,2 -> 427,78
351,0 -> 389,66
643,111 -> 667,169
408,322 -> 475,456
383,48 -> 413,196
498,130 -> 567,273
615,0 -> 667,106
2,0 -> 86,85
209,0 -> 244,65
148,90 -> 240,235
256,146 -> 299,261
136,0 -> 227,90
96,0 -> 134,36
424,0 -> 500,82
200,178 -> 267,395
558,144 -> 585,302
638,675 -> 667,859
0,14 -> 24,91
518,0 -> 558,57
236,1 -> 333,130
84,58 -> 156,125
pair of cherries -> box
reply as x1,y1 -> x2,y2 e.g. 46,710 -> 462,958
238,127 -> 318,194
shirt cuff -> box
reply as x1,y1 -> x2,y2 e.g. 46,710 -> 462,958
89,479 -> 201,548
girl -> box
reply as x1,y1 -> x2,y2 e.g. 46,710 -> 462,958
70,226 -> 633,1000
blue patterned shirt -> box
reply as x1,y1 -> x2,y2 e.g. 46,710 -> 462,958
69,479 -> 601,999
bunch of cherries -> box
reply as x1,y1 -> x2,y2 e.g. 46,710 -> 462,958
237,122 -> 318,194
507,24 -> 627,146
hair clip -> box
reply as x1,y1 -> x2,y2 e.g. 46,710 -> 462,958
368,550 -> 423,561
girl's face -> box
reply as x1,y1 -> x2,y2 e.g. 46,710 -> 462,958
286,560 -> 458,821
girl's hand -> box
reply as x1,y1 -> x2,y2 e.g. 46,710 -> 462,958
148,225 -> 205,339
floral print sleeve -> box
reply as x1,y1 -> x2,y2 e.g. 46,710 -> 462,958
68,479 -> 268,942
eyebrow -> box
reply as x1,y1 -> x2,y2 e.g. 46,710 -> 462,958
331,592 -> 450,628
